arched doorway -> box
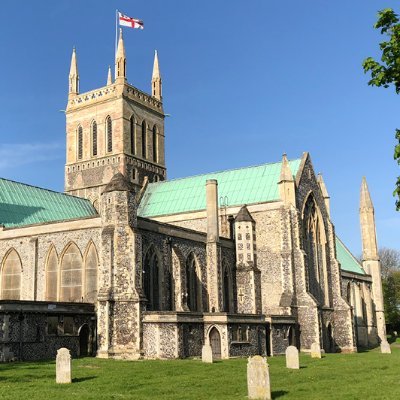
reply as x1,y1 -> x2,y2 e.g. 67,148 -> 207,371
209,327 -> 221,360
79,324 -> 90,357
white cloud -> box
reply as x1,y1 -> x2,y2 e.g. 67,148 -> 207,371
0,142 -> 64,171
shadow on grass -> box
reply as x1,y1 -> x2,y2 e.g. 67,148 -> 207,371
272,390 -> 288,399
72,376 -> 97,383
299,366 -> 307,369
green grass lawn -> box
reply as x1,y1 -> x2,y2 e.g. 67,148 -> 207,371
1,344 -> 399,400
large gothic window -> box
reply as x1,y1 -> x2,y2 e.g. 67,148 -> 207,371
143,246 -> 160,310
106,116 -> 112,153
186,253 -> 201,312
77,125 -> 83,160
303,195 -> 329,305
84,242 -> 98,303
142,120 -> 147,159
91,120 -> 98,156
130,116 -> 136,155
152,125 -> 157,162
60,243 -> 82,302
1,249 -> 21,300
46,246 -> 58,301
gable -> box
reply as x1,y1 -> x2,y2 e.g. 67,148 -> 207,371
138,158 -> 302,218
0,178 -> 98,228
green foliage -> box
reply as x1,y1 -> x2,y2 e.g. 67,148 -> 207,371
363,9 -> 400,210
383,271 -> 400,328
1,351 -> 400,399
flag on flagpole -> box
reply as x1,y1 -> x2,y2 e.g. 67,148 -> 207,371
118,12 -> 144,29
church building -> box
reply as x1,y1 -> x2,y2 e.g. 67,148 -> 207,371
0,31 -> 388,361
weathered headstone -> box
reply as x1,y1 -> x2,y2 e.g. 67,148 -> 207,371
247,355 -> 271,400
310,342 -> 321,358
380,340 -> 391,354
202,344 -> 213,363
285,345 -> 299,369
56,347 -> 72,384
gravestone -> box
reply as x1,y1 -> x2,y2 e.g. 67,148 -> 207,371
247,355 -> 271,400
310,342 -> 321,358
202,344 -> 213,363
380,341 -> 391,354
56,347 -> 72,384
285,345 -> 299,369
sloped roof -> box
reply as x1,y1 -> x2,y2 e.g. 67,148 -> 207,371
0,178 -> 98,228
335,236 -> 365,275
138,159 -> 302,218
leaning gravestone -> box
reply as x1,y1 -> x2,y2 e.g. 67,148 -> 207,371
285,345 -> 299,369
56,347 -> 72,384
202,343 -> 213,363
247,355 -> 271,400
380,340 -> 391,354
310,342 -> 321,358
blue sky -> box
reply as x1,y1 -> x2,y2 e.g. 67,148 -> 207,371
0,1 -> 398,255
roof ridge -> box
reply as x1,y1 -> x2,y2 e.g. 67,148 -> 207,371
148,157 -> 302,186
0,177 -> 91,203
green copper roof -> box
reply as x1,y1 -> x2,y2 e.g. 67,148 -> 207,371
336,237 -> 365,275
138,159 -> 302,218
0,178 -> 98,228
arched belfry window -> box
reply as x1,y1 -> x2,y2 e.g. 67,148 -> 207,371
143,246 -> 160,310
152,125 -> 157,162
106,116 -> 112,153
91,121 -> 98,156
186,253 -> 201,312
77,125 -> 83,160
130,116 -> 136,155
1,249 -> 22,300
142,120 -> 147,159
303,195 -> 329,305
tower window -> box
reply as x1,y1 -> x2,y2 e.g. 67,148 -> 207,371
92,121 -> 97,156
142,120 -> 147,159
106,116 -> 112,153
77,125 -> 83,160
130,116 -> 135,155
153,125 -> 158,162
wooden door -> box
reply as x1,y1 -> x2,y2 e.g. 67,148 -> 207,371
209,327 -> 221,359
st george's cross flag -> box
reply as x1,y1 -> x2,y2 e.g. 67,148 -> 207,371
118,12 -> 144,29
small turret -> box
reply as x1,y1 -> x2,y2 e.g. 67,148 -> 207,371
278,154 -> 295,206
115,29 -> 126,83
151,50 -> 162,100
317,173 -> 330,217
68,47 -> 79,98
107,65 -> 113,85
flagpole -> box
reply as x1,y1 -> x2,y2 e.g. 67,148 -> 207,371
115,9 -> 118,57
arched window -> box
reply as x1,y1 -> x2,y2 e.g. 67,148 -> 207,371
130,116 -> 136,155
60,243 -> 82,302
143,246 -> 160,310
91,121 -> 97,156
303,195 -> 329,305
142,120 -> 147,158
186,253 -> 201,312
84,242 -> 98,303
106,116 -> 112,153
77,125 -> 83,160
46,246 -> 58,301
152,125 -> 157,162
1,249 -> 21,300
222,260 -> 232,312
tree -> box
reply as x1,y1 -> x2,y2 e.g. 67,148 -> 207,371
378,247 -> 400,328
362,8 -> 400,210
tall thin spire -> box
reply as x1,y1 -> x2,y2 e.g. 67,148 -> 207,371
115,28 -> 126,83
360,176 -> 374,209
151,50 -> 162,100
68,47 -> 79,97
279,153 -> 293,182
279,154 -> 295,205
107,65 -> 113,85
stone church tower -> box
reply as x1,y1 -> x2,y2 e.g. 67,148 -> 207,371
64,29 -> 166,205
